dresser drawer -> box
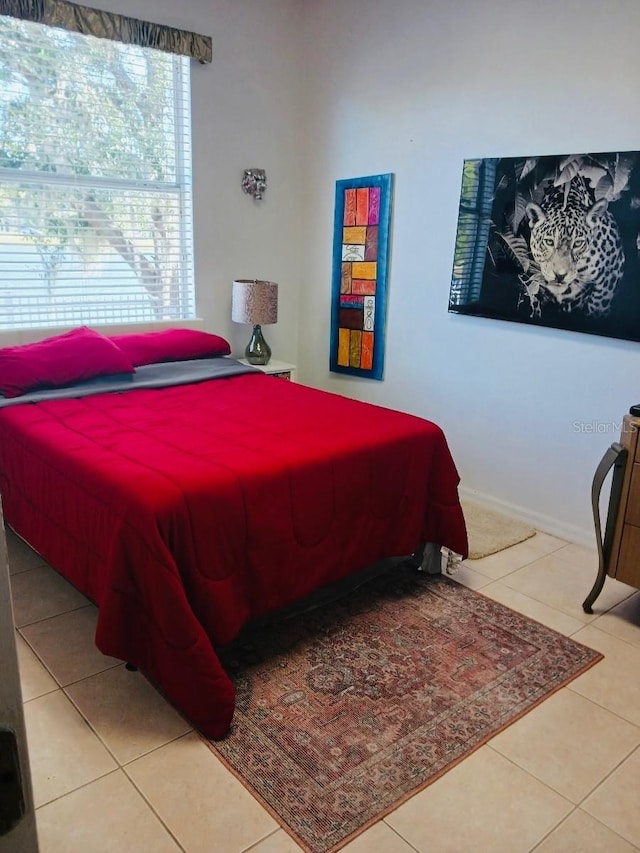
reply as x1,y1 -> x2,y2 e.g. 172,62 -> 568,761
615,522 -> 640,588
626,464 -> 640,527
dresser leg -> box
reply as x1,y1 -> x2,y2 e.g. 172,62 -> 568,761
583,442 -> 627,613
582,567 -> 606,614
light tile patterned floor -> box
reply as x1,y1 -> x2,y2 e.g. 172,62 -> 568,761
8,526 -> 640,852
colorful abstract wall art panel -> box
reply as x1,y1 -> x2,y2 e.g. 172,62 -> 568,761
330,173 -> 393,379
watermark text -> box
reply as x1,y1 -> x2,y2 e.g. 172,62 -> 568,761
572,420 -> 634,434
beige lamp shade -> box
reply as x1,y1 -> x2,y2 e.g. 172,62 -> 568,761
231,280 -> 278,325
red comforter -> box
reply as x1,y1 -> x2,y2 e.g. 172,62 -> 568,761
0,372 -> 467,737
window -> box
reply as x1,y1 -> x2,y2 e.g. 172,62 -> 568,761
449,158 -> 497,306
0,15 -> 195,330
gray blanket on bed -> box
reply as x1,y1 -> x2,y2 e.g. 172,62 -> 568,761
0,357 -> 258,408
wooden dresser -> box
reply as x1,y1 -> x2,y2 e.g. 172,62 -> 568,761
607,415 -> 640,589
583,414 -> 640,612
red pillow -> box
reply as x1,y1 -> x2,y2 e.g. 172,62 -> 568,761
109,328 -> 231,367
0,327 -> 135,398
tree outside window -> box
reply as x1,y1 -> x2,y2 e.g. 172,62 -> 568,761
0,15 -> 195,330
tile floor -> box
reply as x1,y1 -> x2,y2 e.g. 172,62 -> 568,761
8,526 -> 640,852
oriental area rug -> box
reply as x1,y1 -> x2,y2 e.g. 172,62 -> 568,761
206,566 -> 602,853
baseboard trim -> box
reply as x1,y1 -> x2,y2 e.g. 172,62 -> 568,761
458,486 -> 596,549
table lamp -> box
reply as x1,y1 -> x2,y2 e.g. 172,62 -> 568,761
231,279 -> 278,365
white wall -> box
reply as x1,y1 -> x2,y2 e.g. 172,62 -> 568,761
87,0 -> 304,365
297,0 -> 640,544
7,0 -> 637,544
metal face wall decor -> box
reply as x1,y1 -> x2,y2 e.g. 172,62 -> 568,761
330,173 -> 393,379
449,152 -> 640,342
242,168 -> 267,200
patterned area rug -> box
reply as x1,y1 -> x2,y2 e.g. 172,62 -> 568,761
462,500 -> 536,559
205,566 -> 601,853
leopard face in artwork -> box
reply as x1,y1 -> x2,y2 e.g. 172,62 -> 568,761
524,179 -> 624,317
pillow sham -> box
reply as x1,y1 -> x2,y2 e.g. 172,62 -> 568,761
109,328 -> 231,367
0,327 -> 135,399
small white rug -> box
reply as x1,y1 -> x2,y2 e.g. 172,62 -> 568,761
462,500 -> 536,560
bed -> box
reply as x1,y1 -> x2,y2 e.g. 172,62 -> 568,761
0,327 -> 467,738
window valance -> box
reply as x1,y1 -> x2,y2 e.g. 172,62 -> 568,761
0,0 -> 212,62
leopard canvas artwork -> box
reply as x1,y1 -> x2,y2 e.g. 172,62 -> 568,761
449,151 -> 640,343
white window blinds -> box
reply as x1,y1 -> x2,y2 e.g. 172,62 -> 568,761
0,14 -> 195,330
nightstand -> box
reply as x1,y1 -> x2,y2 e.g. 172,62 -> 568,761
238,359 -> 296,381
